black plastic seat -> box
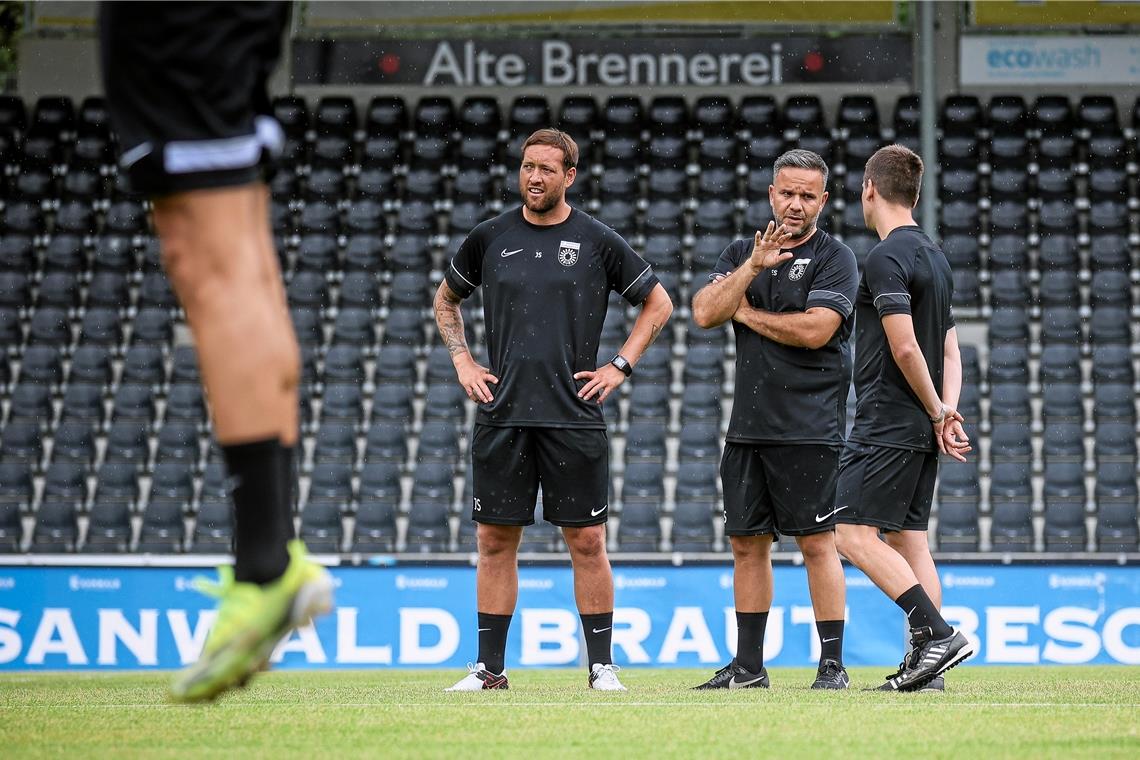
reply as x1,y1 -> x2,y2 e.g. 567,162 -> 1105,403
370,383 -> 414,426
677,422 -> 719,462
31,498 -> 78,552
7,383 -> 52,426
417,421 -> 460,465
626,383 -> 670,424
614,498 -> 659,552
675,461 -> 719,504
312,422 -> 357,467
42,461 -> 88,512
51,420 -> 97,466
81,496 -> 132,553
136,499 -> 184,553
364,421 -> 408,465
624,422 -> 667,463
191,496 -> 233,553
28,306 -> 72,347
1038,344 -> 1082,385
69,345 -> 112,387
103,420 -> 150,470
309,462 -> 355,513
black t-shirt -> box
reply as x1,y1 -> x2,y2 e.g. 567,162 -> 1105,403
848,225 -> 956,451
711,229 -> 859,445
445,206 -> 659,429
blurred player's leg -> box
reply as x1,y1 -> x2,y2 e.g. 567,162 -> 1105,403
99,1 -> 332,702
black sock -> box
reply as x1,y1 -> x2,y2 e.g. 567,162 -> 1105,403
477,612 -> 512,674
816,619 -> 845,665
736,611 -> 769,673
580,612 -> 614,667
223,438 -> 292,585
894,584 -> 952,638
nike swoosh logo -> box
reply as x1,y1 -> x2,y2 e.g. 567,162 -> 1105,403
500,248 -> 523,257
822,637 -> 839,643
906,606 -> 917,618
590,505 -> 608,517
591,627 -> 611,634
728,674 -> 765,689
815,505 -> 849,523
477,628 -> 491,632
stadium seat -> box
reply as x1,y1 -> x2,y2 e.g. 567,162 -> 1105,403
103,420 -> 150,470
31,498 -> 78,553
0,499 -> 20,552
136,499 -> 184,553
677,422 -> 720,463
0,421 -> 43,467
422,384 -> 467,426
1038,344 -> 1083,386
7,383 -> 52,428
1039,307 -> 1082,346
51,420 -> 97,467
405,500 -> 451,553
671,500 -> 715,552
83,497 -> 133,553
986,344 -> 1030,384
417,421 -> 460,465
617,500 -> 660,552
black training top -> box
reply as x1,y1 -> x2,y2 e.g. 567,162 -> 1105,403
710,228 -> 859,445
445,206 -> 659,429
848,225 -> 956,452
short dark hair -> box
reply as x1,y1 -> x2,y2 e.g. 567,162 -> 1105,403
773,148 -> 829,187
522,128 -> 578,171
864,144 -> 923,207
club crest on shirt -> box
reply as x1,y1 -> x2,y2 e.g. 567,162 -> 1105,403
788,258 -> 812,281
558,240 -> 580,267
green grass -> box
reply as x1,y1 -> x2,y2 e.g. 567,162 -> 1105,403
2,667 -> 1138,759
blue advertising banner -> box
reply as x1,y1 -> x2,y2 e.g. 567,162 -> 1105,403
0,564 -> 1137,670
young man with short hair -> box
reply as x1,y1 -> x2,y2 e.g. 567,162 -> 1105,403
834,144 -> 973,691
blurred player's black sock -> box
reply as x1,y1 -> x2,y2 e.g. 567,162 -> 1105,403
736,611 -> 769,673
477,612 -> 512,674
816,619 -> 845,665
580,612 -> 614,666
224,438 -> 293,585
895,584 -> 952,638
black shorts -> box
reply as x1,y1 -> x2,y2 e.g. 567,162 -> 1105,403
834,442 -> 939,532
99,1 -> 289,196
470,425 -> 610,527
720,443 -> 842,537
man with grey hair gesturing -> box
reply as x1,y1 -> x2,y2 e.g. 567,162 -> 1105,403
691,149 -> 859,689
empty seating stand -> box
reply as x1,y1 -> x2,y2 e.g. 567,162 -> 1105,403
0,91 -> 1136,556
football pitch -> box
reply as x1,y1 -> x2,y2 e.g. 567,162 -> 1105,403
3,667 -> 1138,758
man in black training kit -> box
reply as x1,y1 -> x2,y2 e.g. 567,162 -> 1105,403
691,149 -> 859,690
435,129 -> 674,691
834,144 -> 973,692
100,1 -> 332,702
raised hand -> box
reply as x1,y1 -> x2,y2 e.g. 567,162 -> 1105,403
749,221 -> 794,273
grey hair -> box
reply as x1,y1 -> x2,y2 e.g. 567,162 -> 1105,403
773,149 -> 829,187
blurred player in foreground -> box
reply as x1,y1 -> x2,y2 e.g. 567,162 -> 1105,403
100,1 -> 332,702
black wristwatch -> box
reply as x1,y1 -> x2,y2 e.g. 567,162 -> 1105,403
610,354 -> 633,377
